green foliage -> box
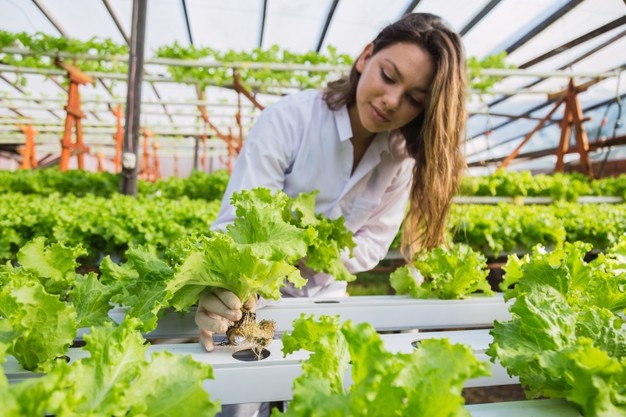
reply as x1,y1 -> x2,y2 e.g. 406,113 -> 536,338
467,52 -> 516,93
0,318 -> 220,416
166,188 -> 355,308
0,187 -> 354,373
459,171 -> 626,200
0,191 -> 220,264
390,243 -> 493,299
2,29 -> 514,92
0,30 -> 128,85
155,42 -> 353,90
488,240 -> 626,416
448,202 -> 626,256
0,168 -> 229,201
275,314 -> 491,416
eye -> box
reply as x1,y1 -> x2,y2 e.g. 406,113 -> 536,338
380,68 -> 394,84
407,95 -> 422,107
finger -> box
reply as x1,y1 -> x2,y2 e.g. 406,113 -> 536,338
243,295 -> 257,312
199,328 -> 215,352
213,288 -> 243,311
200,291 -> 242,322
195,307 -> 231,334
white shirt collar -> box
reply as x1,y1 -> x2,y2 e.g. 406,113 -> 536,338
334,103 -> 392,155
334,104 -> 353,143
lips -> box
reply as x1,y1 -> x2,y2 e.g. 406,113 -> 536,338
370,104 -> 390,123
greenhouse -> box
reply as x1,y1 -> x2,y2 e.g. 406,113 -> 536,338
1,1 -> 625,416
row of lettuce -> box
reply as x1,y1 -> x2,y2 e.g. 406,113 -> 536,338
2,190 -> 625,265
1,168 -> 626,201
2,197 -> 625,414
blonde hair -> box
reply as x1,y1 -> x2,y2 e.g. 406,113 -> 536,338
324,13 -> 467,259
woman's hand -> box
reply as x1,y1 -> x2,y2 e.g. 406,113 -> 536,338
195,288 -> 257,351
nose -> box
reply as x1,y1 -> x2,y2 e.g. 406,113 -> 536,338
382,89 -> 401,112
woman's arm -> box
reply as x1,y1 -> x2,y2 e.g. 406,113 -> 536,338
211,101 -> 299,231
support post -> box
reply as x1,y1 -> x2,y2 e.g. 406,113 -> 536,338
120,0 -> 148,196
55,58 -> 93,171
498,78 -> 595,177
554,79 -> 594,177
17,124 -> 38,169
111,105 -> 124,173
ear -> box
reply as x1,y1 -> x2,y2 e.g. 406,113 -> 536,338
355,43 -> 374,73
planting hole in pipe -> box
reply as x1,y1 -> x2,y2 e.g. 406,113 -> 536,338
411,340 -> 423,349
232,347 -> 271,361
313,300 -> 340,304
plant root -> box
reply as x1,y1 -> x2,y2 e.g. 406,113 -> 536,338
222,308 -> 276,359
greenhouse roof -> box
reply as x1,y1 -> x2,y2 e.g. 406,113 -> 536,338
0,0 -> 625,176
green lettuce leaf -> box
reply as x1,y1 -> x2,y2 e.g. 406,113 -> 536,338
126,351 -> 219,416
276,314 -> 490,417
99,248 -> 176,332
169,232 -> 305,308
488,242 -> 626,415
0,279 -> 76,372
391,243 -> 493,299
16,236 -> 87,295
69,272 -> 118,328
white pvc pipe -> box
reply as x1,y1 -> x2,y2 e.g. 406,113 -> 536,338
4,329 -> 517,404
3,47 -> 619,80
87,294 -> 511,340
1,94 -> 258,108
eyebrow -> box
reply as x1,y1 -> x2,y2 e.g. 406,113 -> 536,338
384,59 -> 430,95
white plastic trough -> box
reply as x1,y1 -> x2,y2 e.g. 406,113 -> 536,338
5,329 -> 516,404
85,293 -> 511,341
466,399 -> 582,416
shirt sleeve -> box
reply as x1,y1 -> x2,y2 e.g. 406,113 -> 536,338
210,100 -> 299,231
342,159 -> 413,273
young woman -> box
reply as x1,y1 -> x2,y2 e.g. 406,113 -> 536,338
196,7 -> 467,370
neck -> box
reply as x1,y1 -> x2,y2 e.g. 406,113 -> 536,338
348,104 -> 375,144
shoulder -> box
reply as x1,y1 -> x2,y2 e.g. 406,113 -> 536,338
268,89 -> 324,112
255,89 -> 328,133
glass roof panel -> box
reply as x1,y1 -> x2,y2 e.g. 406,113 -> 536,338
322,0 -> 407,55
506,0 -> 625,65
413,0 -> 491,32
0,0 -> 624,175
461,0 -> 569,58
263,0 -> 332,52
0,0 -> 57,34
187,0 -> 261,51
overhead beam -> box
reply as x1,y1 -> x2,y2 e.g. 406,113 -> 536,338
520,15 -> 626,68
460,0 -> 502,37
315,0 -> 339,52
467,134 -> 626,167
467,91 -> 626,160
400,0 -> 422,17
468,63 -> 626,140
258,0 -> 268,47
553,29 -> 626,69
503,0 -> 585,54
181,0 -> 194,45
102,0 -> 130,44
30,0 -> 67,36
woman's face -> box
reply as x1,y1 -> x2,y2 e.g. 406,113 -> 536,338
353,41 -> 435,134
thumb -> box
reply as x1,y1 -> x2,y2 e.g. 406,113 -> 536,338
243,294 -> 257,312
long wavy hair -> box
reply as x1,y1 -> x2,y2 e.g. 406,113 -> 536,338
323,13 -> 467,259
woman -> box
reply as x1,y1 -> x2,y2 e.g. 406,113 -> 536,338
197,13 -> 466,412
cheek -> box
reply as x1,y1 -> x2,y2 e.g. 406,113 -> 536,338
396,107 -> 422,128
